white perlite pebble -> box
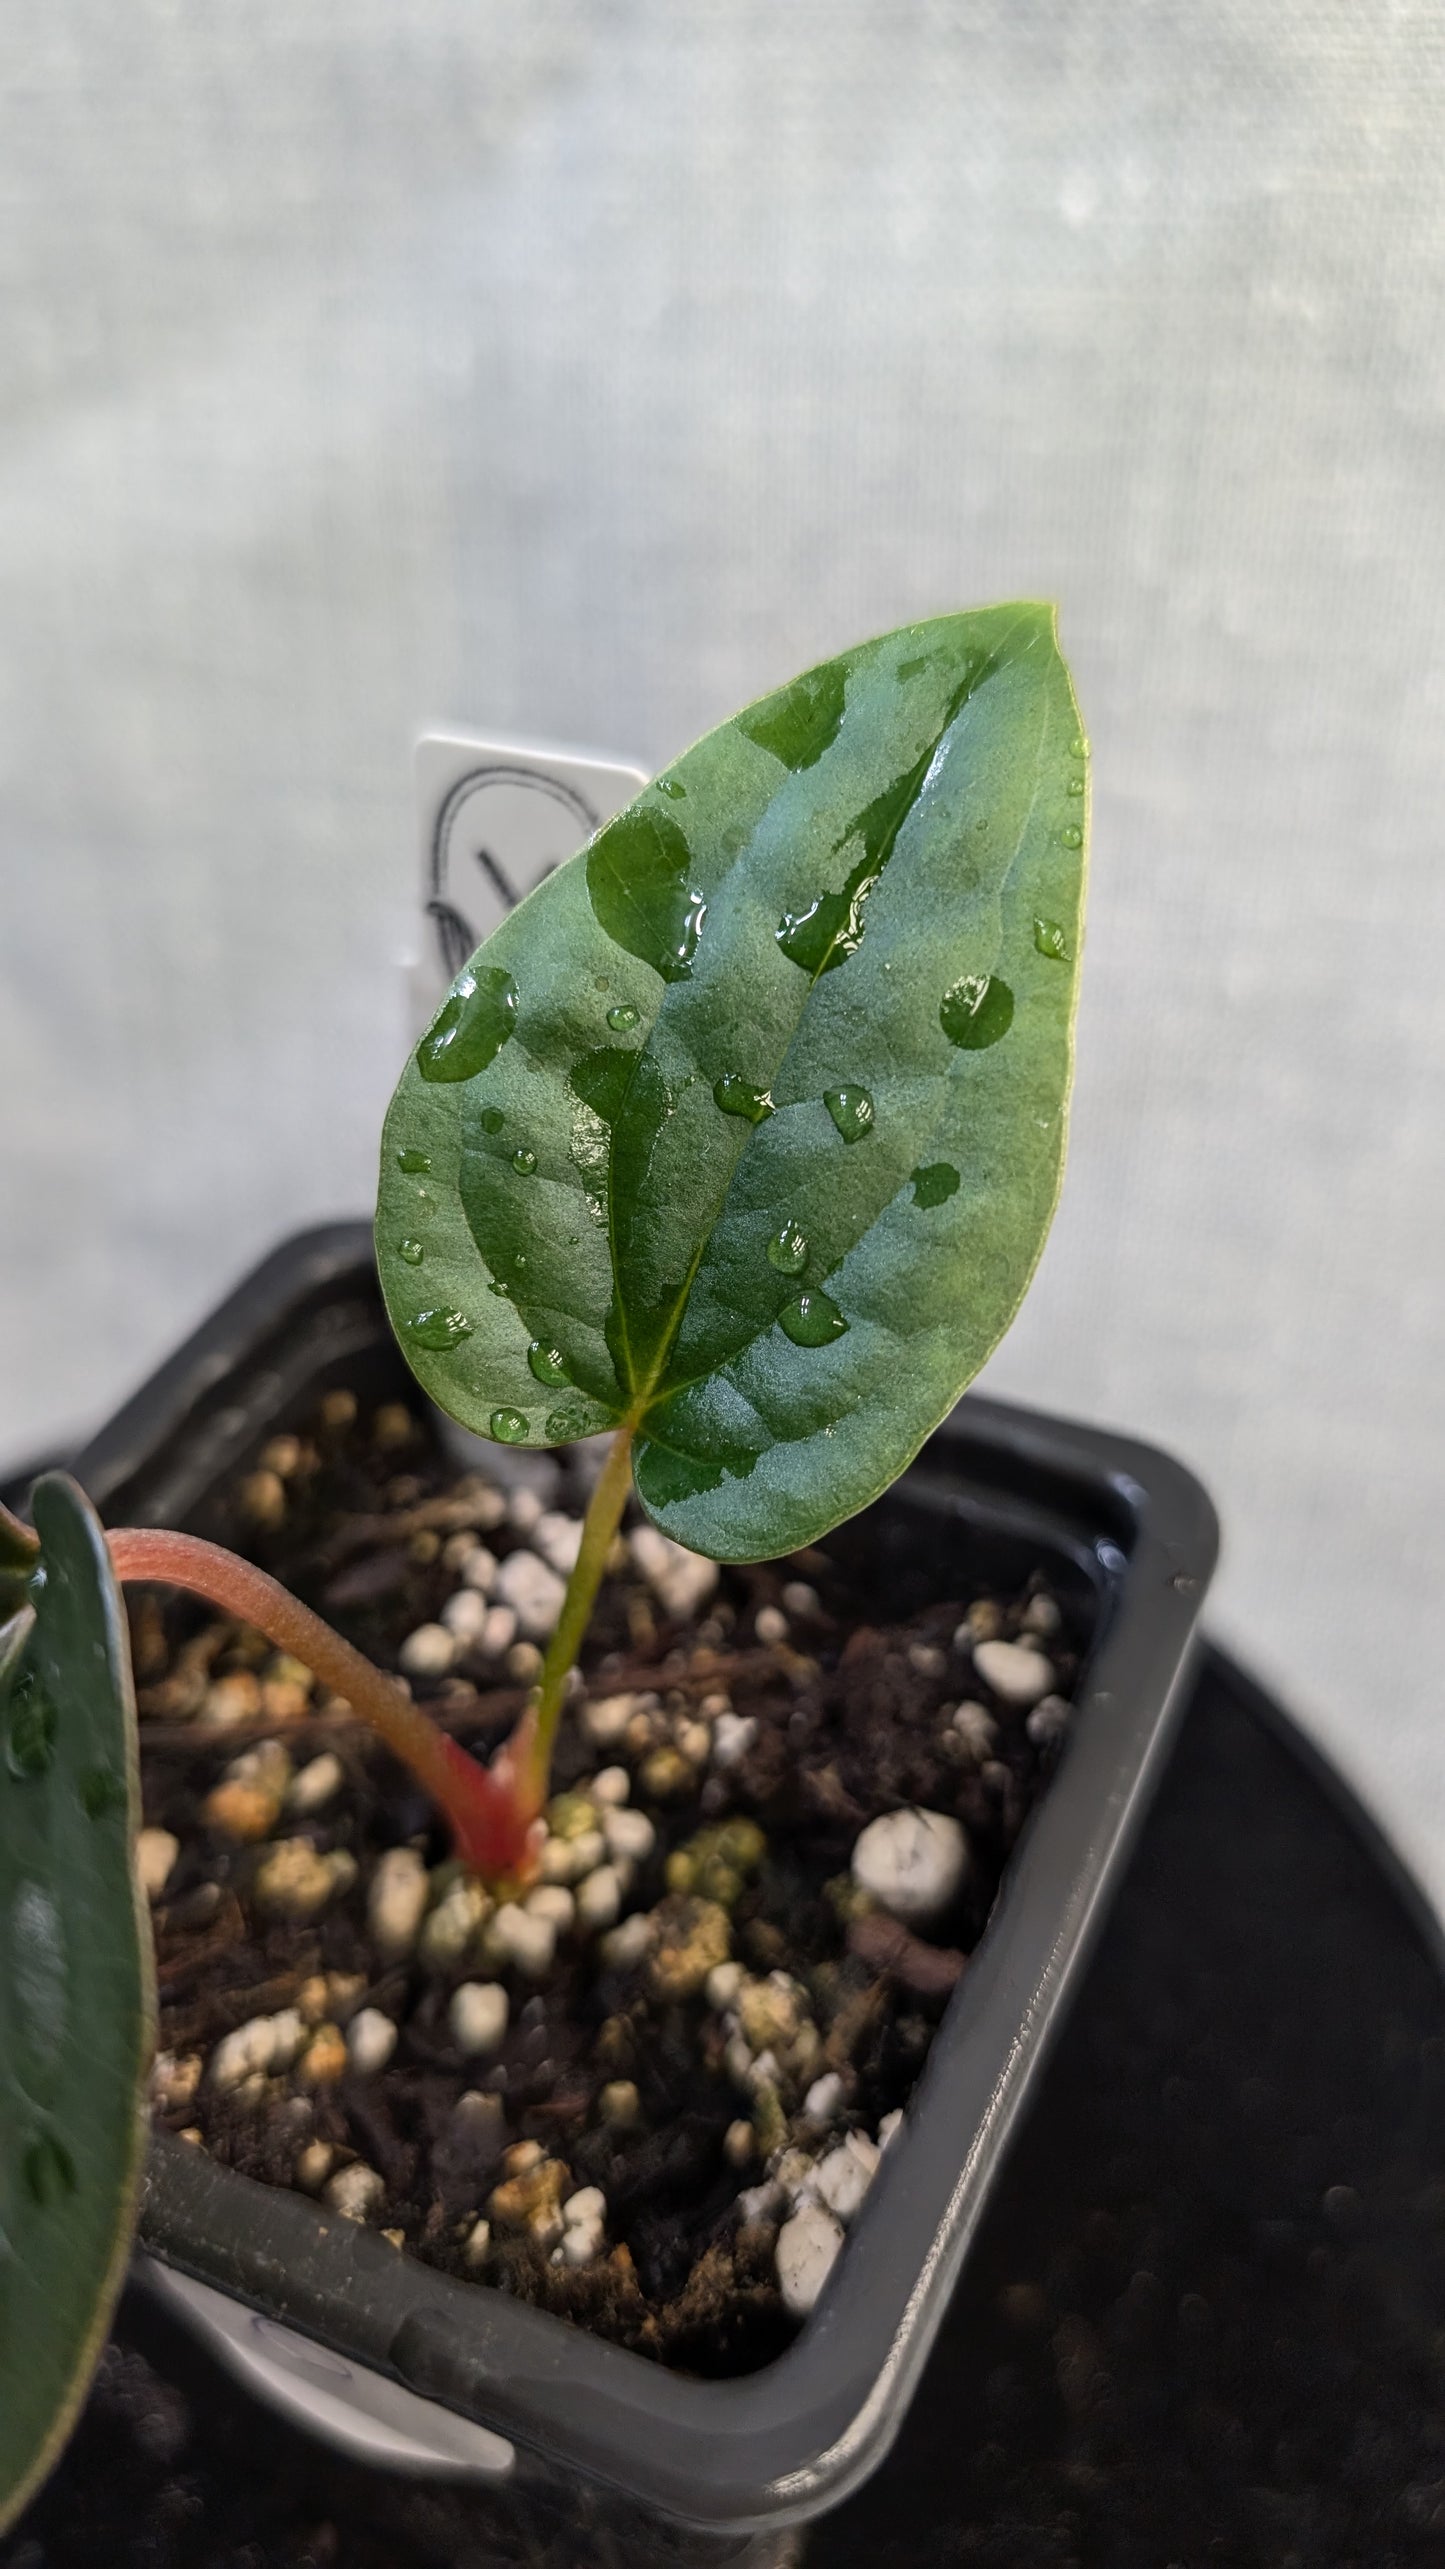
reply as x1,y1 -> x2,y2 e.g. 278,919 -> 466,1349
347,2009 -> 398,2075
420,1875 -> 491,1969
325,2163 -> 384,2223
776,2202 -> 844,2318
488,1904 -> 557,1978
600,1910 -> 654,1969
286,1753 -> 344,1816
369,1846 -> 429,1962
561,1828 -> 608,1883
533,1511 -> 584,1576
878,2108 -> 904,2151
493,1549 -> 567,1640
1026,1695 -> 1071,1746
458,1544 -> 497,1593
441,1587 -> 490,1646
706,1960 -> 745,2011
463,2217 -> 492,2270
526,1883 -> 575,1932
804,2071 -> 845,2123
851,1807 -> 968,1927
781,1581 -> 820,1620
448,1981 -> 510,2057
575,1865 -> 623,1932
754,1605 -> 789,1647
564,2185 -> 606,2225
508,1487 -> 545,1533
210,2009 -> 307,2092
583,1693 -> 643,1748
712,1712 -> 758,1769
812,2132 -> 880,2225
629,1525 -> 719,1619
399,1623 -> 457,1679
951,1701 -> 999,1760
971,1639 -> 1057,1708
602,1806 -> 656,1866
481,1604 -> 517,1656
1022,1593 -> 1062,1638
136,1827 -> 179,1902
591,1765 -> 630,1806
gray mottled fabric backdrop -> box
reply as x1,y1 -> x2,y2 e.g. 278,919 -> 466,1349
3,4 -> 1443,1896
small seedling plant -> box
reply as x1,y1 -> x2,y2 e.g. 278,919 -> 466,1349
0,606 -> 1086,2530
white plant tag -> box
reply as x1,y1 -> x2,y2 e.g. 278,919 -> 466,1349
409,732 -> 649,1031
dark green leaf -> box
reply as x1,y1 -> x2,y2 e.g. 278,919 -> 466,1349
0,1477 -> 153,2537
378,606 -> 1087,1558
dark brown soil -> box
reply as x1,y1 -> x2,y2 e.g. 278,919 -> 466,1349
135,1389 -> 1077,2374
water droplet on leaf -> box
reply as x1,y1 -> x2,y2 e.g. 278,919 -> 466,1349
546,1404 -> 591,1442
912,1162 -> 961,1208
737,660 -> 849,770
824,1086 -> 875,1142
1033,916 -> 1070,961
479,1106 -> 505,1135
767,1220 -> 808,1273
779,1289 -> 849,1347
527,1340 -> 571,1387
714,1074 -> 774,1123
657,776 -> 687,800
1070,733 -> 1089,758
1067,777 -> 1085,796
80,1765 -> 126,1819
1060,825 -> 1083,849
6,1675 -> 56,1779
23,2132 -> 76,2207
490,1408 -> 530,1445
397,1238 -> 424,1266
940,974 -> 1015,1050
587,807 -> 707,981
606,1003 -> 640,1032
417,964 -> 519,1084
511,1147 -> 538,1175
488,1280 -> 511,1298
396,1147 -> 431,1174
407,1308 -> 473,1352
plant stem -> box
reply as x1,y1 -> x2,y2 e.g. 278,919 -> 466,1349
514,1420 -> 637,1806
106,1527 -> 540,1878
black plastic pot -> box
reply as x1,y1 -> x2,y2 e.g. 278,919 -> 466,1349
73,1225 -> 1217,2567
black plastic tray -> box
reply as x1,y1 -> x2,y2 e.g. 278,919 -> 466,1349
68,1226 -> 1217,2558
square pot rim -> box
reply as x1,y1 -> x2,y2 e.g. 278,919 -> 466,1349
77,1224 -> 1218,2536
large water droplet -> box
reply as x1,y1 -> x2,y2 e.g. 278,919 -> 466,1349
912,1162 -> 961,1208
527,1340 -> 571,1387
546,1403 -> 591,1442
22,2131 -> 76,2207
1067,777 -> 1085,797
777,888 -> 868,975
606,1003 -> 640,1032
80,1765 -> 126,1819
396,1147 -> 431,1175
6,1674 -> 56,1779
715,1074 -> 774,1124
1033,916 -> 1070,962
824,1086 -> 875,1143
657,775 -> 687,800
511,1147 -> 538,1176
479,1106 -> 505,1135
397,1238 -> 424,1266
1069,733 -> 1089,759
940,974 -> 1015,1050
490,1408 -> 530,1445
588,807 -> 707,981
737,659 -> 849,771
767,1220 -> 808,1274
1060,825 -> 1083,850
408,1308 -> 473,1352
779,1289 -> 849,1347
417,964 -> 519,1084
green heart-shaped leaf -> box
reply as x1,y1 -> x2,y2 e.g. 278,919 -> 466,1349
378,605 -> 1087,1557
0,1476 -> 153,2537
